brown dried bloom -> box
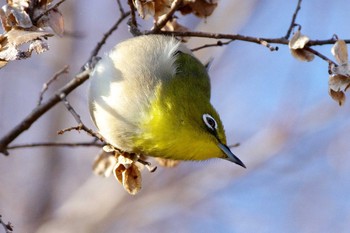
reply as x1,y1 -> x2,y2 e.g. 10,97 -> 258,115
288,29 -> 314,62
328,39 -> 350,106
0,0 -> 64,68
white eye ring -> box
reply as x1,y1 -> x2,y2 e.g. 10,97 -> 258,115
202,113 -> 218,131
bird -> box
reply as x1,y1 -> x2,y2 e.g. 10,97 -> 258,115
88,35 -> 245,168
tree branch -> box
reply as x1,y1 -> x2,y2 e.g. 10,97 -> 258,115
127,0 -> 138,33
7,142 -> 103,150
191,40 -> 233,52
0,215 -> 13,233
116,0 -> 125,15
153,30 -> 290,46
305,47 -> 336,65
38,65 -> 69,106
58,96 -> 107,145
285,0 -> 303,39
0,12 -> 130,156
308,38 -> 350,46
88,11 -> 131,65
154,30 -> 350,47
0,69 -> 90,156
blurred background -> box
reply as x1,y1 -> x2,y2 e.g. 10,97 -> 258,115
1,0 -> 350,232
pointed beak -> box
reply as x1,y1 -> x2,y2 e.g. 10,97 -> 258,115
218,143 -> 246,168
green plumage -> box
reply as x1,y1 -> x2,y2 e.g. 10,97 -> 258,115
88,35 -> 245,167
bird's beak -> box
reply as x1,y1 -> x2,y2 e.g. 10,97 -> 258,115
218,143 -> 246,168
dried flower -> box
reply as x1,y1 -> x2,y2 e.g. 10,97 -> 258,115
289,29 -> 314,62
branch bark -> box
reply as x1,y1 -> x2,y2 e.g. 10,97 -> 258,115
284,0 -> 303,39
7,142 -> 103,149
0,12 -> 130,155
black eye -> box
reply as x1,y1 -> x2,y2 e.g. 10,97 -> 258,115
202,114 -> 218,131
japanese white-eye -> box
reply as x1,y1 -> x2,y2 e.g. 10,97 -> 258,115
88,35 -> 245,168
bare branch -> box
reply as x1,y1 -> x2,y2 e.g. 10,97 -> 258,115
116,0 -> 125,15
308,38 -> 350,46
305,47 -> 337,65
88,11 -> 131,64
154,30 -> 350,47
38,65 -> 69,106
127,0 -> 138,33
285,0 -> 303,39
59,95 -> 83,125
58,96 -> 134,158
0,13 -> 130,156
58,97 -> 106,145
191,40 -> 233,52
0,69 -> 88,156
62,95 -> 159,173
191,39 -> 278,53
150,0 -> 183,33
152,30 -> 290,46
259,40 -> 279,51
7,142 -> 103,150
57,125 -> 83,134
57,123 -> 107,145
0,215 -> 13,233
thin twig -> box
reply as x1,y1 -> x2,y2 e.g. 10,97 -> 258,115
116,0 -> 125,15
285,0 -> 303,39
192,38 -> 276,52
305,47 -> 337,65
38,65 -> 69,106
7,142 -> 103,149
58,96 -> 107,143
59,97 -> 133,159
191,40 -> 233,52
127,0 -> 137,33
126,0 -> 141,36
88,11 -> 131,66
57,123 -> 107,145
154,30 -> 350,47
0,13 -> 130,155
150,0 -> 183,33
33,0 -> 67,23
60,95 -> 83,124
308,38 -> 350,46
57,125 -> 83,134
154,30 -> 290,46
258,39 -> 279,51
0,215 -> 13,233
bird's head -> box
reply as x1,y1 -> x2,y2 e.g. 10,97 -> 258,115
134,45 -> 245,168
